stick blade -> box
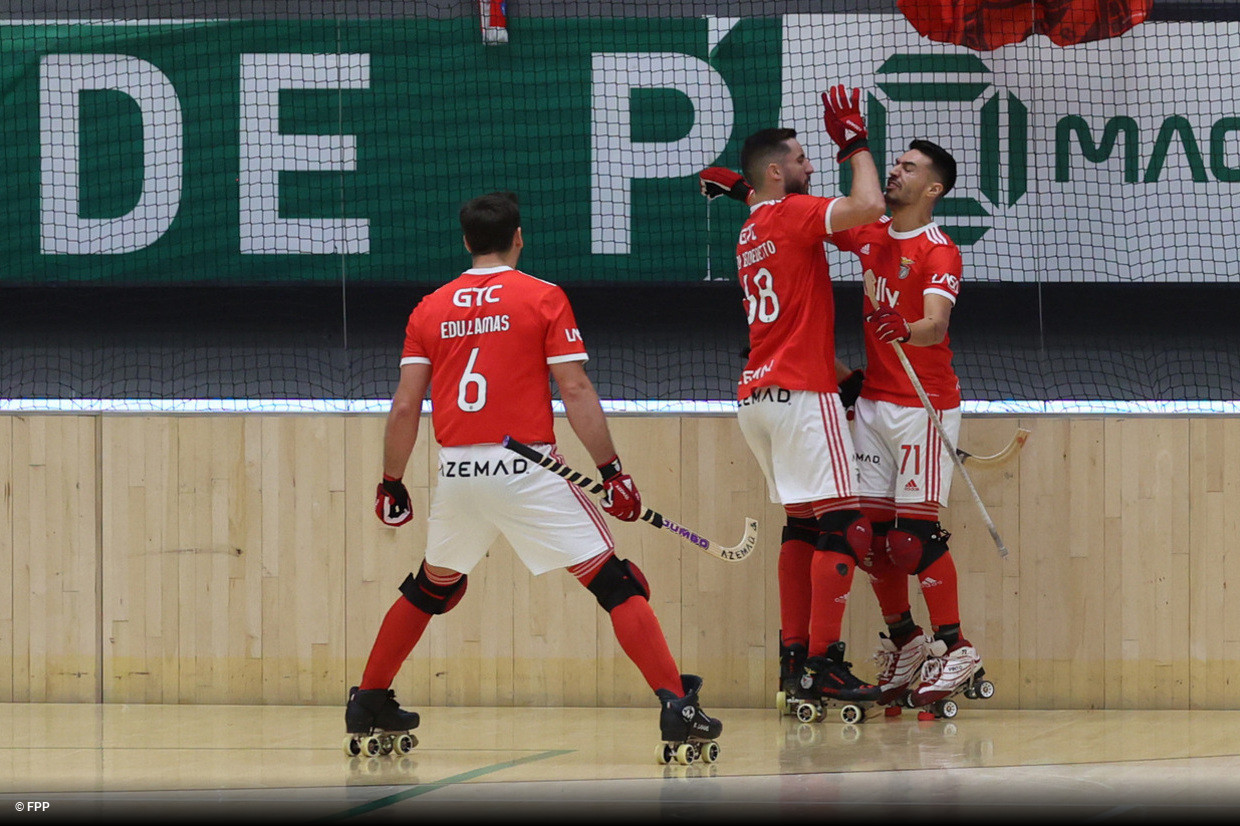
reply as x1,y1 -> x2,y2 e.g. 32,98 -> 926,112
710,517 -> 759,563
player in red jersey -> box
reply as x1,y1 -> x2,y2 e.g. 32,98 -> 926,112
701,86 -> 887,715
346,192 -> 721,759
829,140 -> 985,714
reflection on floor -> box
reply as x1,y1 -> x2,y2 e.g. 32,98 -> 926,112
3,704 -> 1240,822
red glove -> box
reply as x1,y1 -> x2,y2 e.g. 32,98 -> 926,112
866,304 -> 911,344
597,456 -> 642,522
375,474 -> 413,526
699,167 -> 753,203
821,85 -> 870,163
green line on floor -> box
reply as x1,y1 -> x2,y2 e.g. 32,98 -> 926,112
319,749 -> 575,820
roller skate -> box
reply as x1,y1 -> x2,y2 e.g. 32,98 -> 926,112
789,641 -> 880,725
655,674 -> 723,766
872,629 -> 931,718
909,638 -> 994,720
774,640 -> 807,716
342,685 -> 420,757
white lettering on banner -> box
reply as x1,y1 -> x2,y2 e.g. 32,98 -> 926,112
239,53 -> 370,254
590,51 -> 734,254
40,54 -> 182,254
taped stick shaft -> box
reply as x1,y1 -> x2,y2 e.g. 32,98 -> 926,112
502,436 -> 758,562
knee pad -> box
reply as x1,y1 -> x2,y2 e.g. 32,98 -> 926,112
857,519 -> 894,573
814,509 -> 872,563
887,519 -> 951,576
586,555 -> 651,612
781,516 -> 819,545
400,562 -> 468,615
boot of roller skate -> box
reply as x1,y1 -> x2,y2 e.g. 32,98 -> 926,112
789,641 -> 881,724
776,640 -> 807,715
873,629 -> 931,716
655,674 -> 723,766
342,686 -> 420,758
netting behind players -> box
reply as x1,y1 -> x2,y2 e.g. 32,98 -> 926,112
3,2 -> 1238,404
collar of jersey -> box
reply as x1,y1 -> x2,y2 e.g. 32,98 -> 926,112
749,196 -> 786,214
463,265 -> 513,275
886,221 -> 939,240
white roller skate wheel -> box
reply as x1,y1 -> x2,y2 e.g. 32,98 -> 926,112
379,735 -> 395,755
775,690 -> 787,714
839,704 -> 864,725
657,743 -> 673,765
700,741 -> 720,764
394,734 -> 416,755
343,735 -> 362,757
795,702 -> 819,723
940,699 -> 959,719
977,680 -> 995,699
674,744 -> 696,765
362,735 -> 383,757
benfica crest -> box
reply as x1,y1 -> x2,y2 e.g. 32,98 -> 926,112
898,257 -> 914,280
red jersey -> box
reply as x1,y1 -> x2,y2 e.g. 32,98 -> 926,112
830,217 -> 962,408
735,193 -> 842,401
401,266 -> 588,447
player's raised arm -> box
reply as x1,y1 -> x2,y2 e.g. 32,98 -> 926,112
821,85 -> 884,233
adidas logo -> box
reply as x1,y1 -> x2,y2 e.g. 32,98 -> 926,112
920,576 -> 942,588
903,479 -> 920,492
860,243 -> 871,255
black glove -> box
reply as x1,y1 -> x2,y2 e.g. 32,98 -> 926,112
839,369 -> 864,409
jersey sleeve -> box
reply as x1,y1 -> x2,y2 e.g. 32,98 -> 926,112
400,301 -> 431,366
541,287 -> 589,364
827,222 -> 860,253
922,244 -> 963,304
786,194 -> 832,243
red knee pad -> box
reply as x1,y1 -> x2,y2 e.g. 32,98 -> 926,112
886,529 -> 923,576
816,510 -> 872,563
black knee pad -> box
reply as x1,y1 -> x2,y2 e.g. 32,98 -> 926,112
586,555 -> 650,612
887,519 -> 951,576
814,509 -> 872,563
400,562 -> 468,615
781,516 -> 819,545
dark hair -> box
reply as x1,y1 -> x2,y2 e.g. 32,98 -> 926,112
909,139 -> 957,197
460,191 -> 520,255
740,128 -> 798,186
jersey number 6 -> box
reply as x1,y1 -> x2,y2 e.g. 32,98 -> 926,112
458,347 -> 487,412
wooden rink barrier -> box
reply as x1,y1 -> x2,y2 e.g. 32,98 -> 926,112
2,412 -> 1237,710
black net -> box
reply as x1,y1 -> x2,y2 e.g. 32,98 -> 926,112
2,2 -> 1238,406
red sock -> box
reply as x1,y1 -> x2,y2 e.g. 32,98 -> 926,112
808,550 -> 855,657
608,596 -> 682,695
777,539 -> 815,646
918,552 -> 961,629
359,596 -> 433,690
866,536 -> 912,621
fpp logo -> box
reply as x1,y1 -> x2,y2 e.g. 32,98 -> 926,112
846,53 -> 1028,247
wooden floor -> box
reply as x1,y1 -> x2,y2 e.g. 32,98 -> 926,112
4,704 -> 1240,823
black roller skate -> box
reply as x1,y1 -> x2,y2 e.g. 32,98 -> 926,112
775,640 -> 807,716
655,674 -> 723,766
791,641 -> 881,725
343,685 -> 420,758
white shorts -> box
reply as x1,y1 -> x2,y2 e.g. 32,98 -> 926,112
852,397 -> 962,507
736,387 -> 857,505
424,443 -> 614,576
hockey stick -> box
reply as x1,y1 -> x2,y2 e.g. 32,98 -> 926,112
864,274 -> 1010,558
502,436 -> 758,562
957,427 -> 1030,468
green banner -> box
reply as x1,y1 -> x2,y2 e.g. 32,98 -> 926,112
2,18 -> 780,285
